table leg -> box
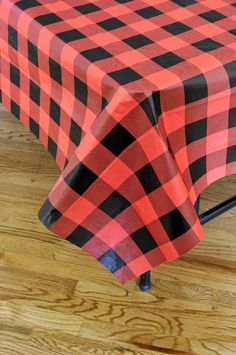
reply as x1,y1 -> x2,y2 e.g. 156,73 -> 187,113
139,271 -> 151,291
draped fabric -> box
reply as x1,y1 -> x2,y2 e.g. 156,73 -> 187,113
0,0 -> 235,284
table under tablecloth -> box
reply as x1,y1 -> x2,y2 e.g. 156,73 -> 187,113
0,0 -> 235,284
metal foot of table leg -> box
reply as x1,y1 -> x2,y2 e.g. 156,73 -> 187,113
139,271 -> 151,291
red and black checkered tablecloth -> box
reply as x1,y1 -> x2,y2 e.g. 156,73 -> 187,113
0,0 -> 235,284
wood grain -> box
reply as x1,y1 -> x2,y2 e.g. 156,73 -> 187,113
0,105 -> 236,355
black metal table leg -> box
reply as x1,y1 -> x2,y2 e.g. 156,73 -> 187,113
199,195 -> 236,225
139,271 -> 151,291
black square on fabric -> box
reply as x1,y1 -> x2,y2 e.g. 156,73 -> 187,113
35,13 -> 62,26
57,29 -> 86,43
163,22 -> 191,35
102,97 -> 108,110
49,58 -> 62,85
10,64 -> 20,87
140,92 -> 161,126
160,209 -> 191,240
172,0 -> 196,6
28,40 -> 38,67
8,26 -> 18,50
189,156 -> 206,184
229,108 -> 236,128
227,145 -> 236,164
136,6 -> 162,18
109,67 -> 142,85
74,76 -> 88,105
64,163 -> 98,195
224,61 -> 236,88
29,117 -> 39,138
183,74 -> 208,104
70,120 -> 82,146
98,249 -> 125,273
152,52 -> 184,68
75,3 -> 100,14
229,28 -> 236,36
50,98 -> 60,125
98,18 -> 126,31
11,100 -> 20,119
99,191 -> 130,218
199,10 -> 226,23
81,47 -> 112,62
67,225 -> 94,247
185,118 -> 207,145
48,137 -> 57,159
38,199 -> 62,228
16,0 -> 40,10
123,34 -> 153,48
136,163 -> 161,194
30,80 -> 40,105
131,226 -> 157,253
101,123 -> 135,156
192,38 -> 223,52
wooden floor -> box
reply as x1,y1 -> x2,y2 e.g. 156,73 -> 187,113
0,105 -> 236,355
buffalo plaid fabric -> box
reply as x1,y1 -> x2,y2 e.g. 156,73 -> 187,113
0,0 -> 236,284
